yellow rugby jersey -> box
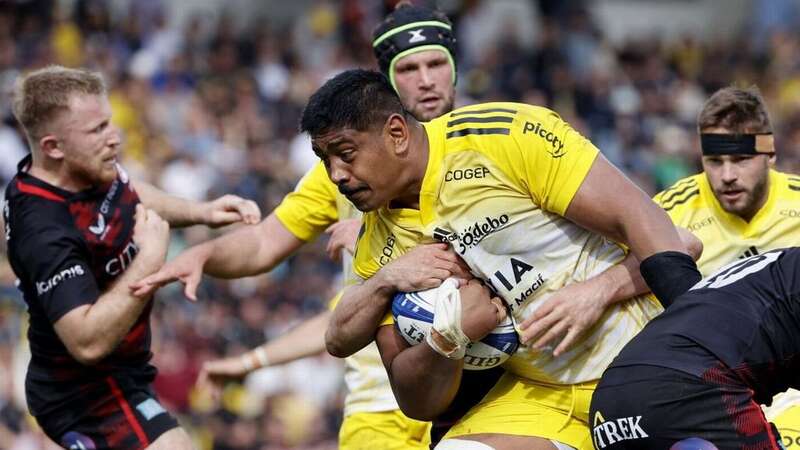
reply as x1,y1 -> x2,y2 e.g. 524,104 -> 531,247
275,161 -> 398,415
654,170 -> 800,277
274,161 -> 340,241
354,102 -> 662,384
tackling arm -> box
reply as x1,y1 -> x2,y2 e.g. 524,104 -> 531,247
133,180 -> 260,228
131,213 -> 305,299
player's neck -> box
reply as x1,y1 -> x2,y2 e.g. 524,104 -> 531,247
737,196 -> 768,223
28,157 -> 91,193
389,123 -> 429,210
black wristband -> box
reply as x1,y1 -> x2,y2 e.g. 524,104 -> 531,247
640,251 -> 701,308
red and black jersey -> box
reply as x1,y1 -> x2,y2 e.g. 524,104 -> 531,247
609,247 -> 800,406
3,155 -> 155,418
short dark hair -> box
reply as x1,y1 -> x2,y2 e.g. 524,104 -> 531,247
300,69 -> 407,137
697,86 -> 772,134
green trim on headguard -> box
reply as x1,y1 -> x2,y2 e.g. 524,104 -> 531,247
372,20 -> 452,47
372,13 -> 457,87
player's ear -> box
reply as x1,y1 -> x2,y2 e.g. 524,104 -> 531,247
39,134 -> 65,161
768,153 -> 776,167
385,113 -> 409,156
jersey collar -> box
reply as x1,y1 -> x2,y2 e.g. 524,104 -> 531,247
15,154 -> 114,201
419,119 -> 446,226
702,169 -> 778,236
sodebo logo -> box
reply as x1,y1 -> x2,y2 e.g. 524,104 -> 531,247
36,264 -> 86,295
433,214 -> 509,254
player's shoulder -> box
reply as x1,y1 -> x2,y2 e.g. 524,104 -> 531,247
5,176 -> 78,244
653,173 -> 705,212
772,170 -> 800,199
6,177 -> 71,223
435,102 -> 556,128
433,102 -> 552,135
434,103 -> 565,162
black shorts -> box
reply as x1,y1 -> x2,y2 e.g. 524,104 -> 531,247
34,375 -> 179,450
589,365 -> 783,450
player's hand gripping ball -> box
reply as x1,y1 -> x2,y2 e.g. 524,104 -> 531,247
392,282 -> 518,370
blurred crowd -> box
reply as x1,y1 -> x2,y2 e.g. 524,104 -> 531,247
2,0 -> 800,448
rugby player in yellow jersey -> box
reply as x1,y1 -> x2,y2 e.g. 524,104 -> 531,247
653,86 -> 800,447
304,69 -> 702,450
133,5 -> 474,450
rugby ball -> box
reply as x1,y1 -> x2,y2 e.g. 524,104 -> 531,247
391,283 -> 519,370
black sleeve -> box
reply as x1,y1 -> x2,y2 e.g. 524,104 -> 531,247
14,224 -> 100,323
640,251 -> 702,308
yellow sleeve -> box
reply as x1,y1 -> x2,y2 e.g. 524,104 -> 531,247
651,175 -> 702,224
380,311 -> 394,326
274,161 -> 339,241
509,105 -> 599,215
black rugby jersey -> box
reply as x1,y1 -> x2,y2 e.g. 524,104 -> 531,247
4,155 -> 155,417
609,247 -> 800,405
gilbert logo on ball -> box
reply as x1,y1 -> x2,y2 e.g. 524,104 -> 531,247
392,282 -> 518,370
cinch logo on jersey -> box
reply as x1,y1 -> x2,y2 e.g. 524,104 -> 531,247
592,412 -> 649,449
378,233 -> 397,266
105,241 -> 139,276
432,215 -> 509,254
522,121 -> 565,157
89,178 -> 119,239
100,179 -> 119,215
444,166 -> 490,182
36,264 -> 86,295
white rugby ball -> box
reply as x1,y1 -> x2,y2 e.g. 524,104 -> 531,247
391,284 -> 519,370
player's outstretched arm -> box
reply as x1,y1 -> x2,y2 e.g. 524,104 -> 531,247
131,212 -> 304,299
197,310 -> 330,397
375,280 -> 504,420
54,205 -> 170,365
133,180 -> 261,228
564,154 -> 701,305
326,244 -> 471,358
